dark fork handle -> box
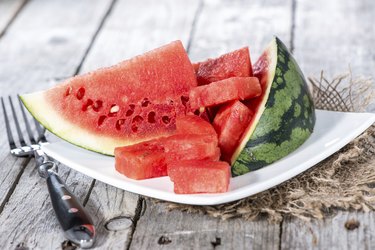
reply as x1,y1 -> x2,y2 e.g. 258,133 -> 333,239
46,169 -> 95,248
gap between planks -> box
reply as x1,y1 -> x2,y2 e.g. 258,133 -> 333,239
0,157 -> 30,214
289,0 -> 297,53
73,0 -> 119,76
0,0 -> 120,248
0,0 -> 29,39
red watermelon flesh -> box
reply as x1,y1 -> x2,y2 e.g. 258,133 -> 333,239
167,160 -> 231,194
242,51 -> 271,113
189,77 -> 261,109
196,109 -> 211,122
21,41 -> 197,155
162,135 -> 220,161
195,47 -> 253,85
213,101 -> 253,162
115,134 -> 220,180
115,115 -> 220,180
115,145 -> 167,180
192,63 -> 200,74
175,114 -> 218,144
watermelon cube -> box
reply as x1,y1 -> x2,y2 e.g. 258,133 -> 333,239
189,77 -> 261,109
195,47 -> 253,85
176,114 -> 218,144
161,134 -> 220,162
168,160 -> 231,194
213,100 -> 253,162
115,145 -> 167,180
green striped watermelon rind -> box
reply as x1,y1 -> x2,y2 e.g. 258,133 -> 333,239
232,37 -> 316,176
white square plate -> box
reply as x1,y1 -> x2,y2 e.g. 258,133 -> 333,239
42,110 -> 375,205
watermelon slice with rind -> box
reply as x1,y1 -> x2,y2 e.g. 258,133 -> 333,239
232,37 -> 316,176
21,41 -> 197,155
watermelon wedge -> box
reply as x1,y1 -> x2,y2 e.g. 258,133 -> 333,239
231,37 -> 316,175
20,41 -> 197,155
195,47 -> 253,85
189,77 -> 261,109
213,100 -> 253,162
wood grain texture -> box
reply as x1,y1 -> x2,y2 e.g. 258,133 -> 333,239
281,212 -> 375,250
0,96 -> 42,211
188,0 -> 292,62
131,201 -> 280,250
294,0 -> 375,77
0,157 -> 28,212
0,0 -> 113,199
0,161 -> 93,249
0,0 -> 27,38
294,0 -> 375,112
84,181 -> 139,249
80,0 -> 201,73
281,0 -> 375,248
0,0 -> 115,248
129,0 -> 291,249
0,0 -> 114,95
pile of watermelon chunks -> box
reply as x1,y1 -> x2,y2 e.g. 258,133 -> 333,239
115,46 -> 262,194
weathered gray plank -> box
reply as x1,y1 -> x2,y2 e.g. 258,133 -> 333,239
0,0 -> 113,95
80,0 -> 200,72
0,0 -> 27,38
0,0 -> 29,205
131,201 -> 280,250
0,0 -> 115,248
0,0 -> 112,225
294,0 -> 375,76
188,0 -> 292,62
0,157 -> 28,212
79,0 -> 202,248
0,95 -> 41,210
0,161 -> 94,249
281,0 -> 375,248
281,212 -> 375,250
84,181 -> 139,249
293,0 -> 375,96
130,0 -> 292,249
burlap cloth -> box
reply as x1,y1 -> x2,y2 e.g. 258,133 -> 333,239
154,71 -> 375,222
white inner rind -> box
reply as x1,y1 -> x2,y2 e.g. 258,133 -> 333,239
230,38 -> 277,164
21,92 -> 133,156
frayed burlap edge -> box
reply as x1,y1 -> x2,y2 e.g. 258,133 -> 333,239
152,70 -> 375,222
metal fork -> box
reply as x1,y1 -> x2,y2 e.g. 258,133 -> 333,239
1,96 -> 96,248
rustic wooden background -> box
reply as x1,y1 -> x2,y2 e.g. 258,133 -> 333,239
0,0 -> 374,249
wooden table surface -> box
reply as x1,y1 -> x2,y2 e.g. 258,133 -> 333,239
1,0 -> 374,249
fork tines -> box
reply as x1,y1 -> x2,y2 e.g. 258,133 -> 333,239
1,95 -> 46,156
